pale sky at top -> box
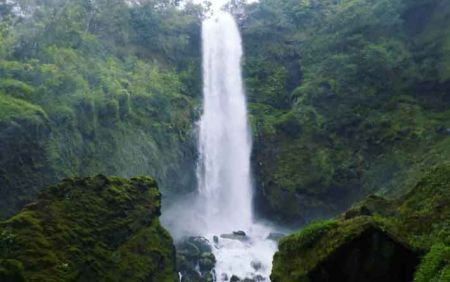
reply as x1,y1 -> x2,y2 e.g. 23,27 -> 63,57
190,0 -> 259,10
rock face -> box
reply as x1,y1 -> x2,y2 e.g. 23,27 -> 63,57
0,97 -> 55,218
0,94 -> 198,219
0,175 -> 176,282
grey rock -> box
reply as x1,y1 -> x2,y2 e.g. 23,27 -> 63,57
250,260 -> 263,271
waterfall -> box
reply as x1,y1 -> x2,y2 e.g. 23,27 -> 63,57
197,11 -> 253,234
163,8 -> 279,282
197,11 -> 278,281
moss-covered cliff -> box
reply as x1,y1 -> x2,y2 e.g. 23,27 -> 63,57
0,175 -> 176,282
240,0 -> 450,225
0,0 -> 203,217
271,163 -> 450,281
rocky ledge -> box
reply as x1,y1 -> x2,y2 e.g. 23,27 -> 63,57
0,175 -> 176,281
272,163 -> 450,282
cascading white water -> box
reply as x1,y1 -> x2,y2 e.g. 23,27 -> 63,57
198,11 -> 252,234
162,4 -> 278,281
197,11 -> 277,281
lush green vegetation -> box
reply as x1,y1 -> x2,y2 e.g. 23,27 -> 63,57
240,0 -> 450,224
0,175 -> 176,281
0,0 -> 448,280
272,163 -> 450,282
0,0 -> 204,217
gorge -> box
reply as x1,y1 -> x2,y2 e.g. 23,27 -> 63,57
0,0 -> 449,281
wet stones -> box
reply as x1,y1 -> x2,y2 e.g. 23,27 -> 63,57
176,236 -> 216,282
250,260 -> 263,271
220,231 -> 248,241
227,274 -> 268,282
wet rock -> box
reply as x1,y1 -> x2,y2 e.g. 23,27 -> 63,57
189,236 -> 212,253
254,275 -> 267,281
176,237 -> 216,282
203,272 -> 214,282
233,231 -> 246,236
250,260 -> 263,271
266,232 -> 285,242
199,252 -> 216,272
230,275 -> 241,282
177,254 -> 202,281
213,235 -> 219,244
177,241 -> 200,261
221,273 -> 229,281
220,231 -> 248,241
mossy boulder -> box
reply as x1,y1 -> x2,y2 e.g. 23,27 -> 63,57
0,175 -> 176,282
272,163 -> 450,282
272,217 -> 419,282
176,236 -> 215,282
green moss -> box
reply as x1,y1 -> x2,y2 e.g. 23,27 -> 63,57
414,243 -> 450,282
272,162 -> 450,281
0,175 -> 176,281
279,220 -> 337,253
272,217 -> 406,282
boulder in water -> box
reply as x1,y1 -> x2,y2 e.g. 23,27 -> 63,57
233,231 -> 246,236
199,252 -> 216,272
189,236 -> 212,253
220,231 -> 248,241
230,275 -> 241,282
250,260 -> 263,271
176,237 -> 216,281
254,274 -> 267,281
